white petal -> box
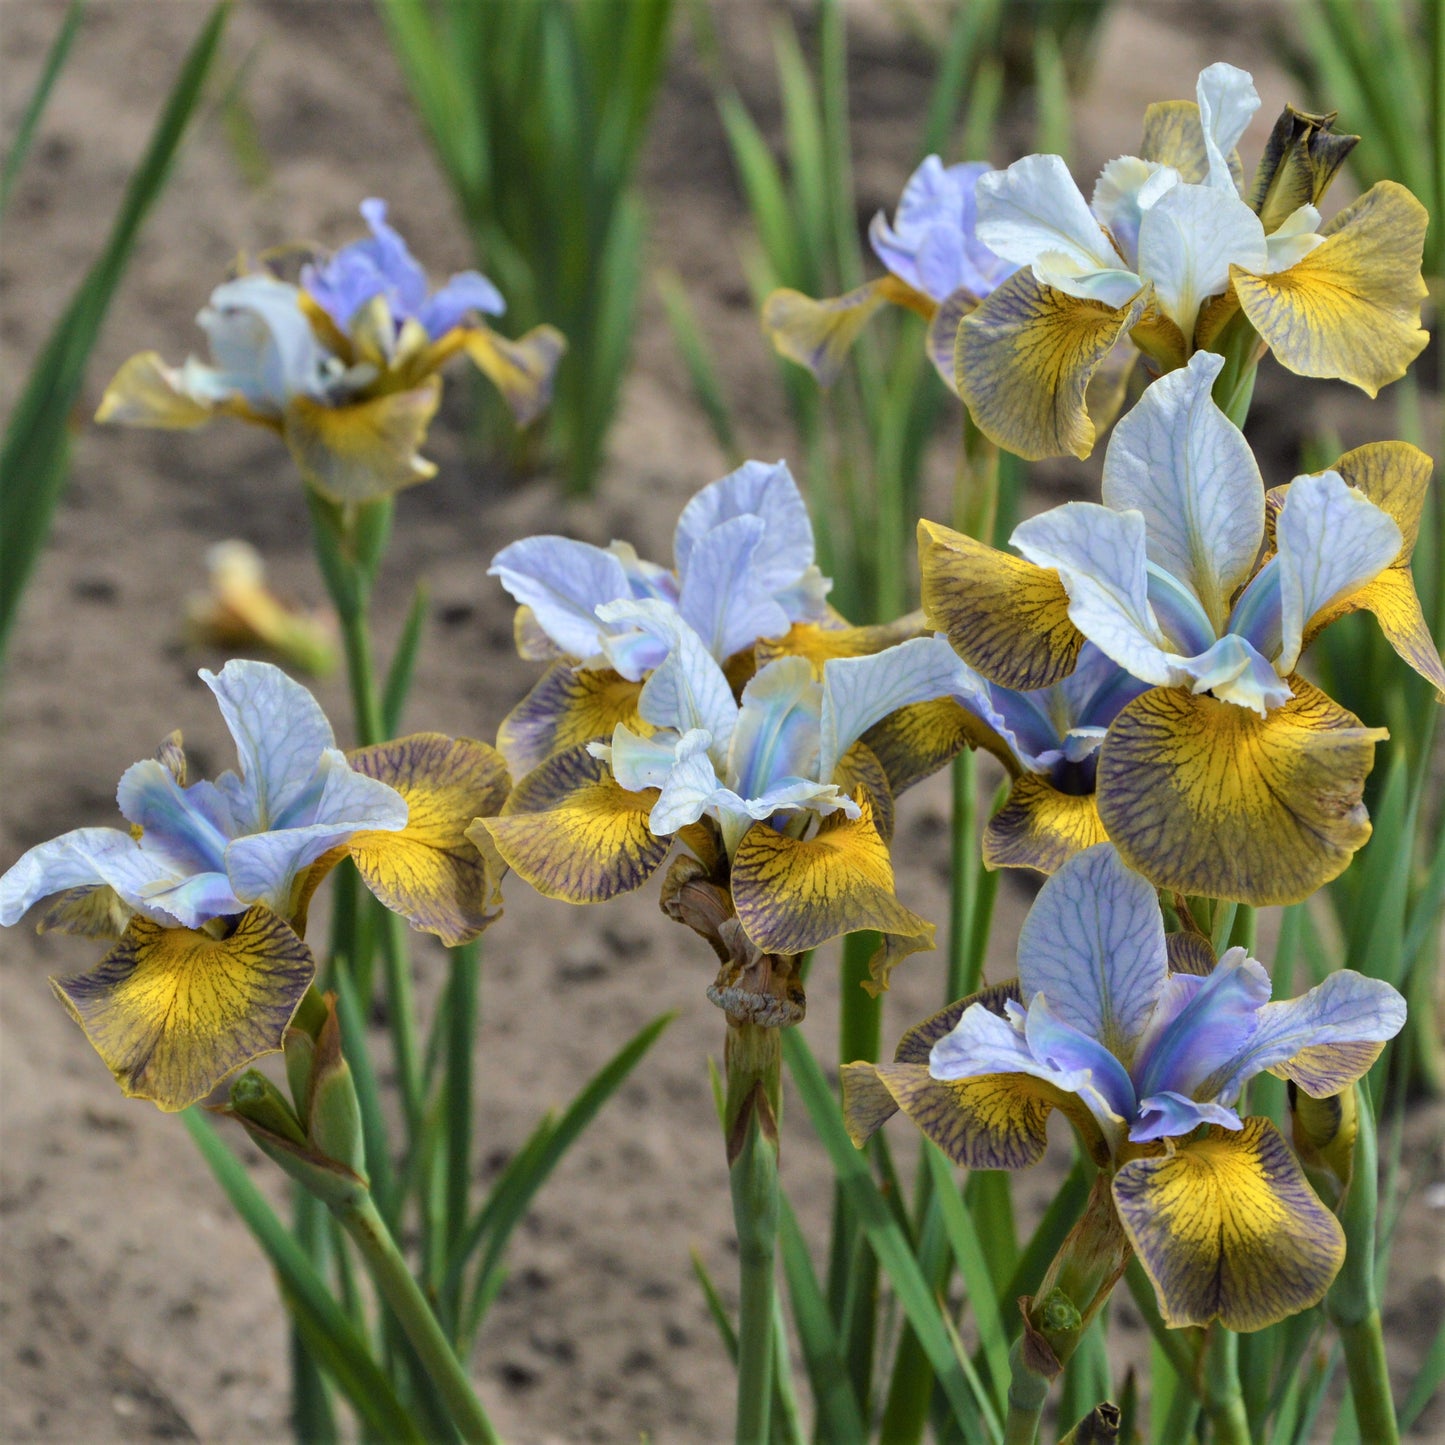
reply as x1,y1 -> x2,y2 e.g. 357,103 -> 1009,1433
1011,504 -> 1183,687
1136,183 -> 1267,339
975,154 -> 1121,273
677,512 -> 792,660
1196,62 -> 1260,192
1275,472 -> 1402,673
1261,204 -> 1325,274
727,657 -> 823,800
1031,252 -> 1144,308
1091,156 -> 1180,268
1101,350 -> 1264,626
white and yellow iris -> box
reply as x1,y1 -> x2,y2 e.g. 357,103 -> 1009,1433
481,609 -> 976,992
0,660 -> 509,1110
923,351 -> 1443,904
843,844 -> 1406,1330
955,63 -> 1428,458
96,199 -> 565,504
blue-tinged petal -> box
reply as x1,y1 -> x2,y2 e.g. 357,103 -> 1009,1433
1021,995 -> 1139,1139
1275,471 -> 1402,673
489,536 -> 633,662
1102,351 -> 1264,626
818,635 -> 975,785
984,684 -> 1066,770
601,722 -> 689,794
302,198 -> 429,331
1135,183 -> 1267,339
197,275 -> 334,413
677,513 -> 792,661
673,460 -> 815,596
1069,648 -> 1152,732
647,731 -> 728,835
975,155 -> 1121,274
0,827 -> 191,928
416,270 -> 505,338
774,564 -> 833,623
1205,969 -> 1406,1105
608,541 -> 681,605
115,760 -> 232,876
1227,555 -> 1283,659
1131,1090 -> 1242,1142
1091,157 -> 1180,268
1182,633 -> 1292,715
201,660 -> 337,834
1031,252 -> 1145,308
1196,63 -> 1261,192
1012,503 -> 1183,687
1133,947 -> 1271,1101
727,657 -> 822,800
595,600 -> 738,749
136,869 -> 247,930
1145,564 -> 1218,655
1015,842 -> 1167,1061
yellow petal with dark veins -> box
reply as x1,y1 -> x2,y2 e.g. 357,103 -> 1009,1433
51,906 -> 315,1112
841,1062 -> 1061,1169
1113,1117 -> 1345,1331
95,352 -> 216,429
833,741 -> 895,843
479,744 -> 669,904
919,519 -> 1083,691
35,885 -> 133,940
284,381 -> 441,504
1232,180 -> 1428,398
956,268 -> 1148,460
762,281 -> 893,387
863,697 -> 1008,797
347,734 -> 511,946
464,323 -> 566,427
496,663 -> 648,779
1096,679 -> 1385,905
730,796 -> 933,994
982,773 -> 1108,876
755,614 -> 929,673
1139,99 -> 1244,189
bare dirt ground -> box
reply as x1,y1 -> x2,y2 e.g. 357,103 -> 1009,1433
1,2 -> 1441,1440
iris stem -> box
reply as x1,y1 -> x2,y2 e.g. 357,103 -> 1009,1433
1201,1326 -> 1251,1445
337,1195 -> 499,1445
724,1020 -> 783,1445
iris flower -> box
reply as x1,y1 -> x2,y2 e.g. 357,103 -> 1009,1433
487,459 -> 833,778
480,614 -> 972,1002
97,199 -> 565,503
0,660 -> 509,1109
955,62 -> 1427,459
843,844 -> 1405,1330
923,350 -> 1443,904
763,156 -> 1016,390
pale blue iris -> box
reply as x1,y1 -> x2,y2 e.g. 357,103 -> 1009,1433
929,844 -> 1406,1152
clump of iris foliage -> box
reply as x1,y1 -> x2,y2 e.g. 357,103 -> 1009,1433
1,5 -> 1442,1445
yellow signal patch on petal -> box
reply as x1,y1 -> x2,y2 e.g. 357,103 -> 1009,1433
955,268 -> 1148,461
1112,1117 -> 1345,1331
464,323 -> 566,427
51,907 -> 315,1113
730,796 -> 933,994
841,1061 -> 1060,1170
1096,679 -> 1385,905
347,734 -> 511,947
284,381 -> 441,505
983,773 -> 1108,876
755,614 -> 929,673
863,697 -> 1006,797
762,281 -> 894,387
1232,180 -> 1428,398
95,352 -> 216,429
1140,99 -> 1240,187
919,519 -> 1083,691
833,742 -> 895,843
496,663 -> 648,779
480,744 -> 669,904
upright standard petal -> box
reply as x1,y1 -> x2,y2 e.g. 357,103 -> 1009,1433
1101,351 -> 1263,627
1195,63 -> 1261,192
488,535 -> 632,661
1014,843 -> 1167,1062
1232,180 -> 1429,397
974,155 -> 1121,274
1113,1117 -> 1345,1330
51,907 -> 315,1112
201,660 -> 337,834
727,658 -> 823,801
1274,471 -> 1402,673
1012,503 -> 1182,687
1097,678 -> 1384,904
677,513 -> 792,662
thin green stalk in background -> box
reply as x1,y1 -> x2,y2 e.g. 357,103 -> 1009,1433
0,0 -> 84,218
0,3 -> 230,672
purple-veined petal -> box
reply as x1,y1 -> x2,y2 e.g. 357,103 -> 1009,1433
489,535 -> 633,661
727,657 -> 822,800
1022,995 -> 1139,1134
1015,842 -> 1167,1061
677,512 -> 792,661
1102,351 -> 1264,627
1130,1090 -> 1242,1142
0,827 -> 190,928
116,759 -> 232,876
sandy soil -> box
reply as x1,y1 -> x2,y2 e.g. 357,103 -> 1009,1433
1,2 -> 1441,1441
